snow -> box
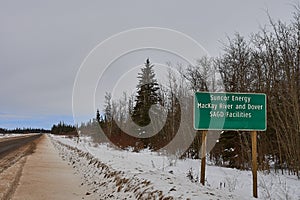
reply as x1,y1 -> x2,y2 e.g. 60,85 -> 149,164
50,135 -> 300,200
0,134 -> 21,138
0,133 -> 36,138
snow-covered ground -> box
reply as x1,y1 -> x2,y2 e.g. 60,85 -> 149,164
0,133 -> 35,138
0,134 -> 22,138
50,135 -> 300,200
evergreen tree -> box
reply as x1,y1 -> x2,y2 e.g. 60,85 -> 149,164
132,58 -> 160,127
96,109 -> 100,122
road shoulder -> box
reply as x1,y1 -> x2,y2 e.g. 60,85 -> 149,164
12,134 -> 92,200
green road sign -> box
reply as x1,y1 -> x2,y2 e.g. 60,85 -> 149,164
194,92 -> 267,131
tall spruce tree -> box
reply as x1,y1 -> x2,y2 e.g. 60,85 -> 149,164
132,58 -> 160,127
96,109 -> 100,122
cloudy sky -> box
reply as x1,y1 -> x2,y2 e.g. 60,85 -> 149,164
0,0 -> 297,129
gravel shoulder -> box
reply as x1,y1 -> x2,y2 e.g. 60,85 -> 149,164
12,134 -> 92,200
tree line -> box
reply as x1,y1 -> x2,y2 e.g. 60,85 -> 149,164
0,127 -> 50,134
51,122 -> 77,136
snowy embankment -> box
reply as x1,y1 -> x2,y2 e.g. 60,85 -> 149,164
50,135 -> 300,200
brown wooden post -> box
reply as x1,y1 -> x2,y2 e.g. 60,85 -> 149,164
200,130 -> 207,185
251,131 -> 258,198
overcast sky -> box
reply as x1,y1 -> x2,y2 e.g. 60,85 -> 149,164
0,0 -> 297,129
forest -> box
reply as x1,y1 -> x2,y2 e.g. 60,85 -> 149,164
79,7 -> 300,178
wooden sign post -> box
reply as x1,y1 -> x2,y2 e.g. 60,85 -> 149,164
200,130 -> 207,185
251,131 -> 258,198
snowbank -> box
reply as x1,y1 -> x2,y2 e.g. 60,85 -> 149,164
51,135 -> 300,200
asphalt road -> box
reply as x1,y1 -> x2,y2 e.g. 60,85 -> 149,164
0,134 -> 42,158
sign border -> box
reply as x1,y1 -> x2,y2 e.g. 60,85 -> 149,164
193,92 -> 267,131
